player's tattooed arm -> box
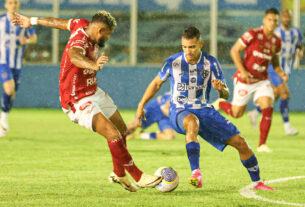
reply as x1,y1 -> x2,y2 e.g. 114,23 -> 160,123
69,47 -> 108,71
212,79 -> 229,100
272,53 -> 288,83
13,13 -> 70,30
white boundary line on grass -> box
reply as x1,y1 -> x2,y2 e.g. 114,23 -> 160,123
239,176 -> 305,207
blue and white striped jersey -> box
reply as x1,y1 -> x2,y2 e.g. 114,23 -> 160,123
0,14 -> 35,69
158,51 -> 225,109
274,25 -> 303,74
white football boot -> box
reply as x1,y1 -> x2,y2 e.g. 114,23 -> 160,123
108,172 -> 138,192
284,122 -> 298,136
136,173 -> 163,188
257,144 -> 273,153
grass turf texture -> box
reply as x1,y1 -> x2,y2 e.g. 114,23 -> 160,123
0,109 -> 304,207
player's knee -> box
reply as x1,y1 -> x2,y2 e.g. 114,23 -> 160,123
4,87 -> 15,96
280,92 -> 290,100
183,115 -> 199,134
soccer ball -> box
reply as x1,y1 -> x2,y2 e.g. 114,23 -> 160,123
154,167 -> 179,192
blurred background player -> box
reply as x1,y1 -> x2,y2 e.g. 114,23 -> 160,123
213,8 -> 288,153
248,9 -> 304,135
0,0 -> 37,136
13,11 -> 162,192
136,26 -> 274,191
127,92 -> 175,140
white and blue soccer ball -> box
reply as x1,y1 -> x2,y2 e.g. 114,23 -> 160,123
154,167 -> 179,192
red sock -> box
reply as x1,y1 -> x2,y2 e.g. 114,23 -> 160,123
108,139 -> 143,181
259,107 -> 273,146
219,101 -> 233,116
122,132 -> 127,147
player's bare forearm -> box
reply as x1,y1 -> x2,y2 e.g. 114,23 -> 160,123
230,40 -> 247,73
138,76 -> 164,108
69,48 -> 99,71
37,17 -> 70,30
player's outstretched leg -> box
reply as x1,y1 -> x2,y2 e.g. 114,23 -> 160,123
226,134 -> 274,191
280,99 -> 298,135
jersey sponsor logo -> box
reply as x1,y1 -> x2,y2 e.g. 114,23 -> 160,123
190,77 -> 197,83
243,32 -> 253,43
238,89 -> 248,96
83,68 -> 95,75
177,95 -> 187,104
252,50 -> 272,60
87,77 -> 97,86
173,62 -> 180,68
253,63 -> 266,72
177,83 -> 204,91
79,101 -> 92,111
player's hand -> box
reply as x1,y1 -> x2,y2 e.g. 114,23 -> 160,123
296,50 -> 303,59
136,106 -> 146,126
240,70 -> 253,83
280,73 -> 289,83
95,52 -> 109,70
12,13 -> 31,28
19,36 -> 27,45
211,79 -> 224,91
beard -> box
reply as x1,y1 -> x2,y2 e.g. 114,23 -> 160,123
97,38 -> 106,48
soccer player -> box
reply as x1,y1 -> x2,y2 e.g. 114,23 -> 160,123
0,0 -> 37,136
127,92 -> 175,140
213,8 -> 288,153
248,9 -> 303,135
13,11 -> 162,192
136,26 -> 274,191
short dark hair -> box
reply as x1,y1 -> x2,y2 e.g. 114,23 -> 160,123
92,10 -> 117,30
182,26 -> 201,40
265,8 -> 280,16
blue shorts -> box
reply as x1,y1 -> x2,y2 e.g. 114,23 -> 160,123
141,99 -> 173,132
0,64 -> 21,90
268,65 -> 284,87
169,106 -> 240,151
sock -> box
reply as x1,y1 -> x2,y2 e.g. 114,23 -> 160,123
219,101 -> 232,116
122,132 -> 127,146
280,99 -> 289,123
186,142 -> 200,171
256,106 -> 261,113
108,139 -> 143,182
141,132 -> 157,140
1,93 -> 13,112
259,107 -> 273,146
241,154 -> 260,182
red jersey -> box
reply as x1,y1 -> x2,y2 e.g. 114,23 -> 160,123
234,26 -> 281,83
59,18 -> 99,109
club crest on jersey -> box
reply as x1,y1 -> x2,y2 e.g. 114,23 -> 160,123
177,95 -> 187,104
200,69 -> 209,78
238,89 -> 248,96
79,101 -> 92,111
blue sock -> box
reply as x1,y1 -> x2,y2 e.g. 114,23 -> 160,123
280,99 -> 289,123
256,106 -> 261,113
149,132 -> 157,139
241,154 -> 260,182
1,93 -> 13,112
186,142 -> 200,171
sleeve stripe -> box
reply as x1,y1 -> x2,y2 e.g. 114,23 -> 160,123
239,38 -> 247,47
67,19 -> 73,31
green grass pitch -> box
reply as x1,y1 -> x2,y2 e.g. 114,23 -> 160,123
0,109 -> 304,207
